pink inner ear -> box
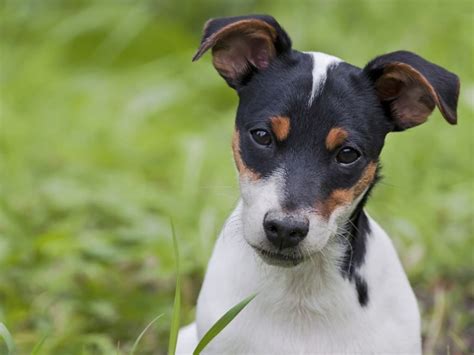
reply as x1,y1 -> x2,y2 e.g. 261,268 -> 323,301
212,42 -> 250,81
204,20 -> 277,84
254,50 -> 270,69
375,63 -> 439,129
212,34 -> 276,82
248,37 -> 274,69
393,83 -> 435,124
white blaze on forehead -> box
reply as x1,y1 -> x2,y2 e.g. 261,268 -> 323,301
306,52 -> 342,105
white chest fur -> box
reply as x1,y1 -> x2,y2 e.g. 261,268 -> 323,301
178,202 -> 421,354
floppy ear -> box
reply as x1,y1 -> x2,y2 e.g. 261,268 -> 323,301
363,51 -> 460,130
192,15 -> 292,89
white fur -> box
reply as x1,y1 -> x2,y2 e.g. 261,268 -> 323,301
239,171 -> 285,250
177,204 -> 421,354
306,51 -> 342,105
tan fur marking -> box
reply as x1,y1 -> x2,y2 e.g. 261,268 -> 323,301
318,190 -> 353,220
325,127 -> 348,150
270,116 -> 291,141
353,162 -> 377,196
232,130 -> 260,180
317,162 -> 377,219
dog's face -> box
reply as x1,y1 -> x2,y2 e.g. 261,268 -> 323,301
233,54 -> 387,266
194,15 -> 459,267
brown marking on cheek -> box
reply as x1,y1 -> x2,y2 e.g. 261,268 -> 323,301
317,189 -> 353,220
325,127 -> 348,151
232,130 -> 260,181
353,162 -> 377,196
317,162 -> 377,219
270,116 -> 291,141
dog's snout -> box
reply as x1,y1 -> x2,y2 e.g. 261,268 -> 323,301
263,212 -> 309,250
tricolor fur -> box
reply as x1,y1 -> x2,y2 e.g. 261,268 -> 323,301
177,14 -> 460,354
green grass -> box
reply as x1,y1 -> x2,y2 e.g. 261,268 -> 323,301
130,314 -> 164,355
0,0 -> 473,354
30,333 -> 48,355
167,221 -> 180,355
193,294 -> 257,355
0,322 -> 16,354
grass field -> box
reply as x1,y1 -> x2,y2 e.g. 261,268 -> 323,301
1,0 -> 473,354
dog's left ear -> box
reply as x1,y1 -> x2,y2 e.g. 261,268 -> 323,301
192,15 -> 292,89
363,51 -> 460,130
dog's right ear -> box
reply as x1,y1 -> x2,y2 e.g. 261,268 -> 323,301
192,15 -> 292,89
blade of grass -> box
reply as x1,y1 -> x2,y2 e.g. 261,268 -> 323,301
130,313 -> 164,355
0,322 -> 16,355
193,294 -> 257,355
116,340 -> 121,355
167,219 -> 181,355
31,333 -> 48,355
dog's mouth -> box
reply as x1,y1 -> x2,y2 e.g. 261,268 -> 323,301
251,245 -> 306,267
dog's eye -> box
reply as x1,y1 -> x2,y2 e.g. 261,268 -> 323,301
251,129 -> 272,146
336,147 -> 361,164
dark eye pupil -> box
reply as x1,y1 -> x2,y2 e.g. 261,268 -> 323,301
336,147 -> 360,164
251,129 -> 272,146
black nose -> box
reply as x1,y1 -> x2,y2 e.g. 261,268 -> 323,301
263,213 -> 309,250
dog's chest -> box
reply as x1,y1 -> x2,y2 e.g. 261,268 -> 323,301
199,296 -> 402,354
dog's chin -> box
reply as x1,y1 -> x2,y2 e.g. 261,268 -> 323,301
250,245 -> 306,268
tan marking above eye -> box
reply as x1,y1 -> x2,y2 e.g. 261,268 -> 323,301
325,127 -> 349,151
270,116 -> 291,141
317,162 -> 377,219
232,130 -> 260,181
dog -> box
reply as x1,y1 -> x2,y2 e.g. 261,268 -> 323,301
176,15 -> 460,354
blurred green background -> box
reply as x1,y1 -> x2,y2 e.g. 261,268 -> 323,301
0,0 -> 473,354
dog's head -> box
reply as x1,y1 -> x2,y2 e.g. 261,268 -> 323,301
194,15 -> 460,267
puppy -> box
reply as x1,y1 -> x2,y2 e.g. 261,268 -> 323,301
177,15 -> 460,354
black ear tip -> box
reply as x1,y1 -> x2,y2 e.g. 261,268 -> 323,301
436,105 -> 458,125
192,46 -> 206,62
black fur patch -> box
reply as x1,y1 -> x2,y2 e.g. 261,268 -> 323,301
338,168 -> 381,307
340,209 -> 371,307
354,273 -> 369,307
